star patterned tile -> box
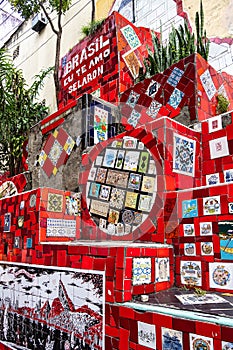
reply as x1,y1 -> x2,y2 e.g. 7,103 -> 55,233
38,128 -> 75,177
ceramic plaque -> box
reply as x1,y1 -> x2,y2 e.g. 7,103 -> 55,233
162,327 -> 183,350
203,196 -> 221,215
189,333 -> 213,350
180,261 -> 202,286
209,262 -> 233,290
173,133 -> 196,176
133,257 -> 152,285
138,321 -> 156,349
209,136 -> 229,159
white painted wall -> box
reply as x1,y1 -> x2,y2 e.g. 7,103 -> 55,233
4,0 -> 93,113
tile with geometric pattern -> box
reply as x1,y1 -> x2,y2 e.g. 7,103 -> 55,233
38,128 -> 75,177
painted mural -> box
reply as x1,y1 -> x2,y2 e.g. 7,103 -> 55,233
0,263 -> 105,350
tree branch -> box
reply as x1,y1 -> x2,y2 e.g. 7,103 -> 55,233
39,1 -> 59,35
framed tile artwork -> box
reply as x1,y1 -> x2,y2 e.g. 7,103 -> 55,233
184,243 -> 196,256
209,136 -> 229,159
206,173 -> 220,186
94,106 -> 108,144
173,133 -> 196,176
125,191 -> 138,209
121,24 -> 141,50
122,50 -> 141,79
102,149 -> 118,168
86,137 -> 157,236
201,242 -> 214,255
162,327 -> 183,350
209,262 -> 233,290
222,342 -> 233,350
141,176 -> 156,193
0,180 -> 18,198
65,193 -> 81,216
106,170 -> 129,187
99,185 -> 111,201
208,115 -> 222,133
182,199 -> 198,218
38,128 -> 75,177
109,188 -> 125,209
229,203 -> 233,214
183,223 -> 195,237
218,221 -> 233,260
0,262 -> 105,350
203,196 -> 221,215
96,168 -> 108,183
146,80 -> 160,97
47,192 -> 63,212
167,67 -> 184,87
180,261 -> 202,286
155,257 -> 170,282
126,90 -> 140,108
176,293 -> 226,305
189,334 -> 213,350
168,88 -> 184,109
200,222 -> 213,236
128,173 -> 142,190
224,169 -> 233,183
115,150 -> 125,169
123,151 -> 140,171
4,213 -> 11,232
46,218 -> 76,238
138,321 -> 156,349
138,194 -> 152,212
133,257 -> 152,285
200,69 -> 217,100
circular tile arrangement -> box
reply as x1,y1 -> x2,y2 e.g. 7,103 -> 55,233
86,136 -> 157,236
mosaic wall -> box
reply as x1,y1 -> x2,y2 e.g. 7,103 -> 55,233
120,54 -> 233,131
0,262 -> 104,350
58,12 -> 155,109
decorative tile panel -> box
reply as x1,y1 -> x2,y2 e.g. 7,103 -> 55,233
94,106 -> 108,144
189,334 -> 213,350
167,67 -> 184,87
155,257 -> 170,282
38,128 -> 75,177
0,263 -> 104,350
47,193 -> 63,212
168,88 -> 184,109
203,196 -> 221,215
121,24 -> 141,50
133,257 -> 151,285
209,136 -> 229,159
200,69 -> 217,100
46,218 -> 76,237
162,328 -> 182,350
173,133 -> 196,176
209,262 -> 233,290
138,321 -> 156,349
180,261 -> 202,286
182,199 -> 198,218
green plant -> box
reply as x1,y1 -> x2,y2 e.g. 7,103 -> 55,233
81,19 -> 105,37
141,0 -> 209,80
216,94 -> 229,114
0,49 -> 52,176
195,0 -> 209,60
9,0 -> 72,108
